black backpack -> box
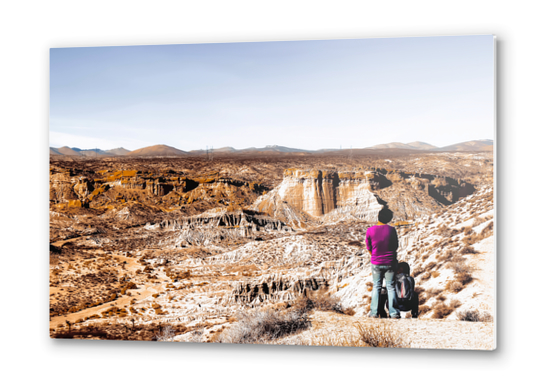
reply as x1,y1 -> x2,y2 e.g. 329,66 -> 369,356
396,273 -> 415,302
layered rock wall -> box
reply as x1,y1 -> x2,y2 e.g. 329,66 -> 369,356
255,169 -> 385,222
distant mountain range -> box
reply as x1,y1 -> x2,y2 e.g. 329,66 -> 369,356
50,146 -> 132,157
50,139 -> 493,157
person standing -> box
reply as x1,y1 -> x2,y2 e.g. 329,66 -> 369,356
365,207 -> 401,319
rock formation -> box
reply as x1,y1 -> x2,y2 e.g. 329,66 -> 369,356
253,168 -> 387,223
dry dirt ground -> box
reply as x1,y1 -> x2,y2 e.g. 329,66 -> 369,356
49,151 -> 495,349
279,311 -> 494,350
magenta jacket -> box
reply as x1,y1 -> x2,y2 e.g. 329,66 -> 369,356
365,224 -> 398,265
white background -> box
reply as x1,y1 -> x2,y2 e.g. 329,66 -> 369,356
1,0 -> 538,382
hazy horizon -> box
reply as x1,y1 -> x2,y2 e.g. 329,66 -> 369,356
49,138 -> 494,153
50,36 -> 495,151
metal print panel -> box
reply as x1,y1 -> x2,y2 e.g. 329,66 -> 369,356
49,35 -> 496,350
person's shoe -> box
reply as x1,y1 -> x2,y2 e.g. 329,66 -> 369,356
391,316 -> 401,319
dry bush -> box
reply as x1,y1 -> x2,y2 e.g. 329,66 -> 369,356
414,287 -> 426,304
460,246 -> 478,255
431,303 -> 454,319
424,288 -> 443,299
450,260 -> 469,274
457,309 -> 493,322
449,299 -> 462,309
353,322 -> 411,348
431,271 -> 440,278
436,294 -> 447,302
411,268 -> 423,278
217,308 -> 311,344
456,271 -> 473,285
437,250 -> 453,262
418,272 -> 431,282
294,290 -> 354,316
426,261 -> 437,270
479,221 -> 494,238
285,321 -> 410,348
418,305 -> 430,316
446,280 -> 464,293
461,234 -> 477,246
437,227 -> 460,238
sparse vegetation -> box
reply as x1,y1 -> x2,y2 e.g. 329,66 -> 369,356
457,309 -> 493,322
217,307 -> 311,344
431,303 -> 454,319
293,291 -> 355,316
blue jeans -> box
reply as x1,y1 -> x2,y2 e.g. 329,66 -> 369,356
370,264 -> 400,318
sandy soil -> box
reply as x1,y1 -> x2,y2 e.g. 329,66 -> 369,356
280,311 -> 495,350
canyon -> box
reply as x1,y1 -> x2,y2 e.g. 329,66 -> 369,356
49,150 -> 494,349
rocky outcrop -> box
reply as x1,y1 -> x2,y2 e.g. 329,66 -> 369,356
160,210 -> 292,246
224,252 -> 363,306
49,171 -> 79,203
253,169 -> 385,223
253,168 -> 476,224
73,177 -> 94,200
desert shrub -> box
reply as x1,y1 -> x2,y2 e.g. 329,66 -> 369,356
418,272 -> 431,282
431,271 -> 440,278
217,308 -> 311,344
455,272 -> 473,285
457,310 -> 493,322
479,221 -> 494,238
293,291 -> 354,316
437,250 -> 453,262
354,322 -> 411,348
460,246 -> 478,255
431,303 -> 454,319
461,234 -> 477,246
462,226 -> 473,235
425,288 -> 443,299
343,307 -> 357,316
411,268 -> 423,277
449,299 -> 461,309
287,321 -> 410,348
426,261 -> 437,270
418,305 -> 430,316
438,227 -> 460,237
450,261 -> 469,274
446,280 -> 464,293
436,294 -> 447,302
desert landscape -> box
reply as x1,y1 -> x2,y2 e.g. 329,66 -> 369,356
49,141 -> 495,350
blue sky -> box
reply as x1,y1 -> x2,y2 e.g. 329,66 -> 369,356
50,35 -> 494,151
